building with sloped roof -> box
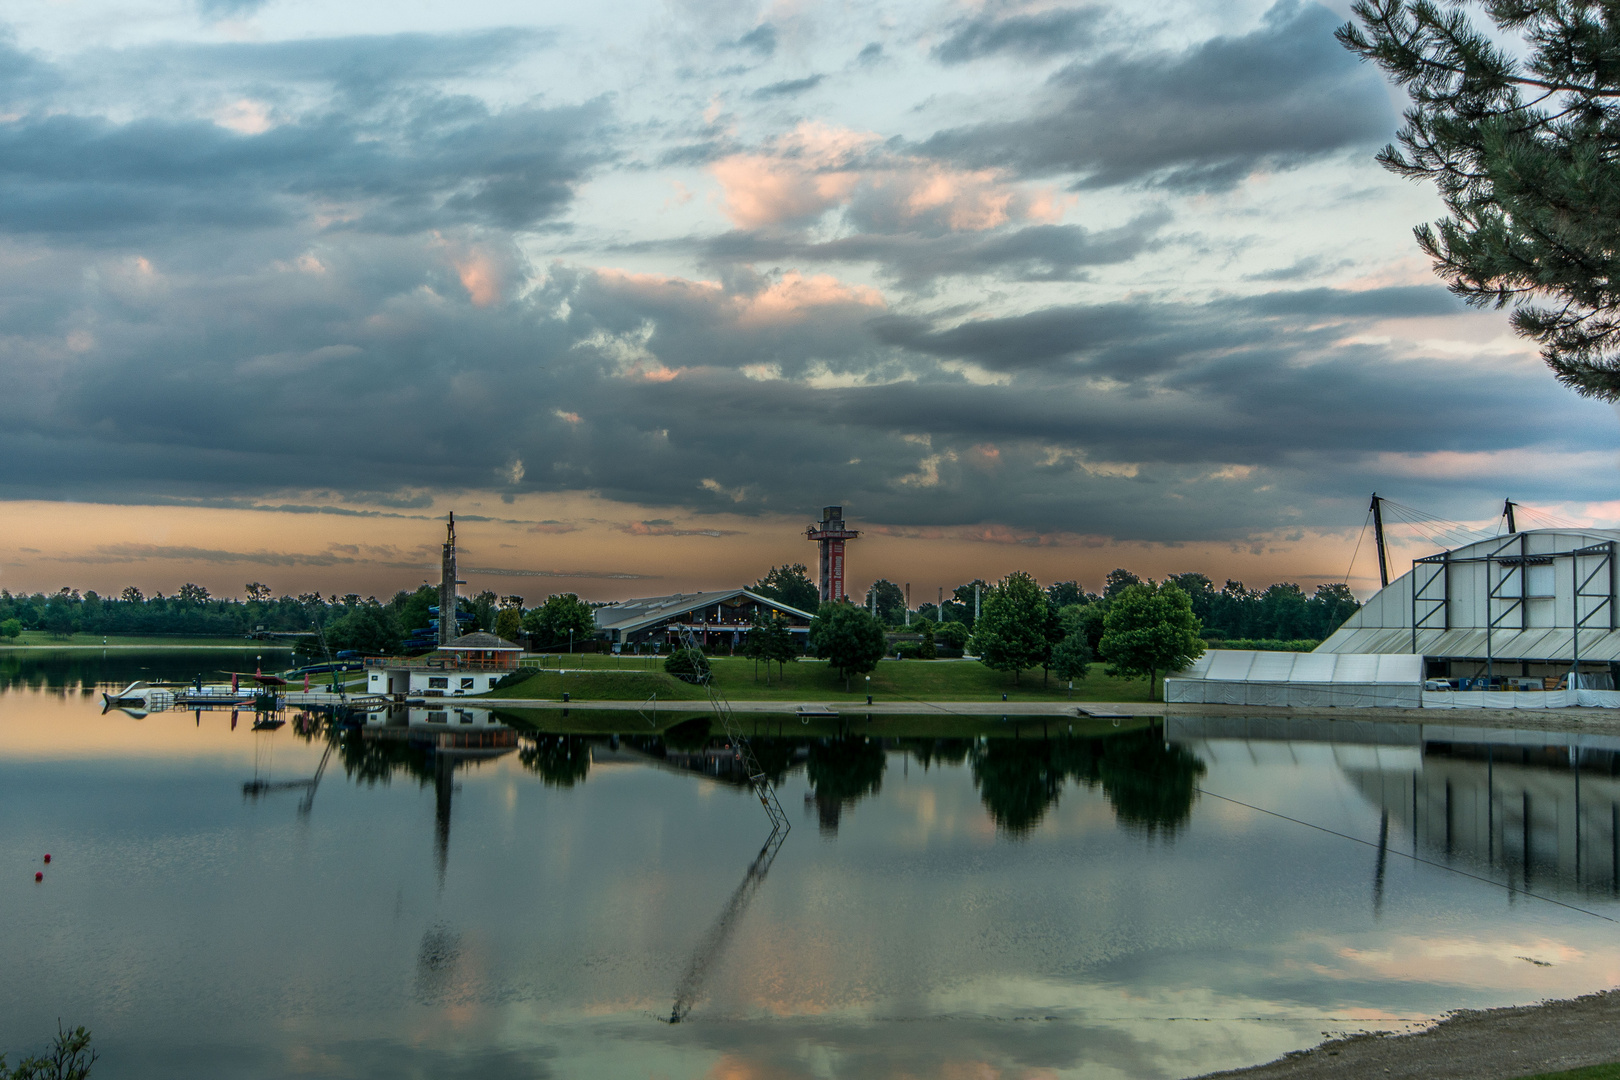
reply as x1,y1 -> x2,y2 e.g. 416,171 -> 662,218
593,589 -> 815,652
1316,528 -> 1620,685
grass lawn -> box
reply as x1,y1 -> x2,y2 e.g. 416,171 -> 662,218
0,631 -> 284,649
1518,1067 -> 1620,1080
488,652 -> 1155,703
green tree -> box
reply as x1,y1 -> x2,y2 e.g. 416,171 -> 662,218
742,610 -> 771,681
914,616 -> 938,659
42,595 -> 74,639
323,604 -> 401,655
808,602 -> 887,691
862,579 -> 907,625
936,621 -> 970,651
1050,632 -> 1091,684
664,647 -> 711,684
764,614 -> 799,681
0,618 -> 19,641
1,1022 -> 97,1080
1339,1 -> 1620,396
493,606 -> 524,644
752,563 -> 820,612
1098,581 -> 1206,701
176,582 -> 210,605
523,593 -> 596,650
970,571 -> 1048,684
1104,568 -> 1142,598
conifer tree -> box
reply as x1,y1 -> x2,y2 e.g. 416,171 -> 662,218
1340,1 -> 1620,396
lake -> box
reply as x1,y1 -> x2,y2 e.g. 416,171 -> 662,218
4,650 -> 1619,1079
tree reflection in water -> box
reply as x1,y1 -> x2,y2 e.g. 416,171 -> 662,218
971,726 -> 1206,838
518,734 -> 590,788
807,736 -> 886,836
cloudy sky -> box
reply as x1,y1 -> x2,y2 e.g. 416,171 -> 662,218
1,0 -> 1615,603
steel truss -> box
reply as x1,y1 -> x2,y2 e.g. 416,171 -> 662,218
676,627 -> 790,835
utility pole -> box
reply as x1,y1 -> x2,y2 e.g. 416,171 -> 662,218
974,583 -> 981,625
1370,494 -> 1389,589
904,583 -> 911,626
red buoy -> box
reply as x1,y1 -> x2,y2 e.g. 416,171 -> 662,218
35,872 -> 43,882
43,854 -> 51,863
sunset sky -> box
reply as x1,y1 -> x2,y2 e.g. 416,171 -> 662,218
2,0 -> 1617,604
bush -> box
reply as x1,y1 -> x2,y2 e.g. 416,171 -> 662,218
490,669 -> 532,691
664,648 -> 711,684
1208,638 -> 1320,652
0,618 -> 19,641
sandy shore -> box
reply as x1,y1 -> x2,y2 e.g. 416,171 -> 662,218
1194,989 -> 1620,1078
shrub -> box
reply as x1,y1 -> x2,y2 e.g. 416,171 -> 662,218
664,648 -> 711,684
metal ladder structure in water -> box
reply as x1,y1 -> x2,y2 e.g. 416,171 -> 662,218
675,627 -> 790,835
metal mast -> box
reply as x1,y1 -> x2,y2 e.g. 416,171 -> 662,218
1370,493 -> 1390,589
1503,499 -> 1519,534
438,512 -> 461,646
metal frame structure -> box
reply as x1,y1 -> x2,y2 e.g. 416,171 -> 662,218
1573,541 -> 1616,678
676,625 -> 790,835
1411,550 -> 1448,655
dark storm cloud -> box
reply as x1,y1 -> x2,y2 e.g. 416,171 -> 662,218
116,28 -> 554,98
0,100 -> 610,236
923,0 -> 1393,189
932,5 -> 1102,65
0,235 -> 1597,544
0,29 -> 601,237
876,285 -> 1464,374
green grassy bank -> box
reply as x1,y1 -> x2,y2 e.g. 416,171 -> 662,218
488,653 -> 1154,704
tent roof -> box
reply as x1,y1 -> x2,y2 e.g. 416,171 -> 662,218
1174,649 -> 1422,684
593,589 -> 815,635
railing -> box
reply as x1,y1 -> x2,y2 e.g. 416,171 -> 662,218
362,655 -> 518,672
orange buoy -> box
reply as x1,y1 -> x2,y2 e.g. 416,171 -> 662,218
35,871 -> 43,882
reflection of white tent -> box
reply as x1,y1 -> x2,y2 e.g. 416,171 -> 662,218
1165,650 -> 1422,708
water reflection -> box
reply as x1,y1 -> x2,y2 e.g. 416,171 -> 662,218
0,648 -> 290,693
1170,715 -> 1620,903
16,665 -> 1620,1080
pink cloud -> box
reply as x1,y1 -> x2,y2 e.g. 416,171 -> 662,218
708,121 -> 1065,232
736,271 -> 884,326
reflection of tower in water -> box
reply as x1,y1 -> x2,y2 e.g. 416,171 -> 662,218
434,751 -> 454,886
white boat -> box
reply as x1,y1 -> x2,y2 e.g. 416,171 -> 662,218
101,682 -> 174,711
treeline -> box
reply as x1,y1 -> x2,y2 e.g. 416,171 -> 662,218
0,579 -> 596,659
750,563 -> 1362,644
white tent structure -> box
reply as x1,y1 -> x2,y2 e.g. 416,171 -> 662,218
1165,650 -> 1423,708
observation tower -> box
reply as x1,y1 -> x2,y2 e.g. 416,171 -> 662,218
806,506 -> 859,604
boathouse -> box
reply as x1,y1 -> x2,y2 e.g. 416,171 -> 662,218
366,632 -> 524,698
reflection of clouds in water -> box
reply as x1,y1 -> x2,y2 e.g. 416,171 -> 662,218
416,921 -> 462,1003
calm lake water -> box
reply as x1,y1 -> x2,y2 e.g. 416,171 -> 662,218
5,650 -> 1620,1079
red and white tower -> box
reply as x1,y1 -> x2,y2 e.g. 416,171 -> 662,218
806,506 -> 860,604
